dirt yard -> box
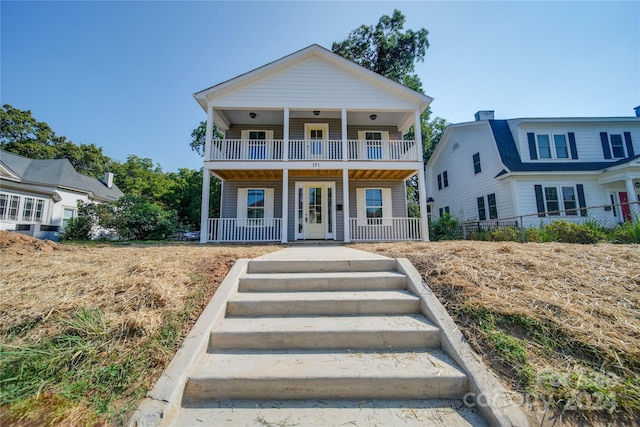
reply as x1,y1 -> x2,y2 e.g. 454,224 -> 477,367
1,231 -> 638,426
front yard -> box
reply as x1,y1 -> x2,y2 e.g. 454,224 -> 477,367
1,232 -> 638,425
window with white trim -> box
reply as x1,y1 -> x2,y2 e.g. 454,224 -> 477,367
473,153 -> 481,174
609,134 -> 626,158
356,187 -> 391,226
487,193 -> 498,219
62,208 -> 75,229
8,195 -> 20,221
237,188 -> 274,226
22,197 -> 34,221
477,196 -> 486,221
536,134 -> 570,159
0,194 -> 7,220
443,171 -> 449,187
0,193 -> 47,222
543,186 -> 578,216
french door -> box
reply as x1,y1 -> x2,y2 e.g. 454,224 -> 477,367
295,182 -> 336,240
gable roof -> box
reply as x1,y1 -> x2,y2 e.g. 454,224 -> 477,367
0,150 -> 123,201
488,120 -> 640,173
194,44 -> 433,111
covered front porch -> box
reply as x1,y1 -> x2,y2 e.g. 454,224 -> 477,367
200,168 -> 428,243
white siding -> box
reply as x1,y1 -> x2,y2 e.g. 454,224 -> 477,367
212,57 -> 418,110
513,120 -> 640,163
512,176 -> 630,228
427,124 -> 514,221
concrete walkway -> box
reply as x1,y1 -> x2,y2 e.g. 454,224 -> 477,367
130,246 -> 528,427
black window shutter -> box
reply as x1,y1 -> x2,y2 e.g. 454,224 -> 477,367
624,132 -> 635,158
527,133 -> 538,160
576,184 -> 587,217
600,132 -> 612,159
568,132 -> 578,159
534,185 -> 545,217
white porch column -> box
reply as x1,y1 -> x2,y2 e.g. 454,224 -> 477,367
200,169 -> 211,243
200,107 -> 214,243
624,177 -> 639,222
283,108 -> 289,161
341,108 -> 348,161
281,169 -> 289,243
417,168 -> 430,242
342,168 -> 350,242
414,109 -> 429,241
414,109 -> 423,162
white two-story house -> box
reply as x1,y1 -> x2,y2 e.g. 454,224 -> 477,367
194,45 -> 432,243
426,111 -> 640,228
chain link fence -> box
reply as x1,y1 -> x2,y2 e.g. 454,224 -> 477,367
440,201 -> 640,242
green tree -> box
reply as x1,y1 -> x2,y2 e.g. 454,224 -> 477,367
189,121 -> 222,157
332,10 -> 448,161
0,104 -> 115,177
103,195 -> 178,240
332,9 -> 429,92
112,155 -> 177,201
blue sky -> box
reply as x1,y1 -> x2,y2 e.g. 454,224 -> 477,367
2,1 -> 638,172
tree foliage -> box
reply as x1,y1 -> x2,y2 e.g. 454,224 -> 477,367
332,9 -> 429,92
1,104 -> 116,177
2,104 -> 207,234
332,10 -> 448,163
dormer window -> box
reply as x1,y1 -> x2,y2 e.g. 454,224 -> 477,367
527,132 -> 577,160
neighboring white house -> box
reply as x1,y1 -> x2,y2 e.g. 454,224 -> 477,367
426,111 -> 640,228
194,44 -> 432,243
0,150 -> 123,240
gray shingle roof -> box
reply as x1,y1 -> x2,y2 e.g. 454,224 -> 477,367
0,150 -> 123,201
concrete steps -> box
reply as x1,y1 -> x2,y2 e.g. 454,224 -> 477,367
183,349 -> 468,402
184,254 -> 469,406
132,247 -> 527,427
210,314 -> 441,350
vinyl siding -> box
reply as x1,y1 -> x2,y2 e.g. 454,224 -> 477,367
221,181 -> 283,220
427,123 -> 514,221
348,180 -> 407,218
512,176 -> 629,228
227,121 -> 401,140
212,57 -> 419,110
513,121 -> 640,163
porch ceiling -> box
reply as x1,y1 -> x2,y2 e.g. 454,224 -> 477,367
349,169 -> 415,180
217,109 -> 412,128
213,169 -> 415,181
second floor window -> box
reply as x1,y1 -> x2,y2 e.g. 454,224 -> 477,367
609,134 -> 626,158
473,153 -> 481,174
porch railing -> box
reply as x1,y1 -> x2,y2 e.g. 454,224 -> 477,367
349,217 -> 422,241
348,140 -> 419,161
207,218 -> 282,242
288,140 -> 343,160
207,139 -> 420,161
209,139 -> 284,160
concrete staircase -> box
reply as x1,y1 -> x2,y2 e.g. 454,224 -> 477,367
132,247 -> 527,426
183,257 -> 469,406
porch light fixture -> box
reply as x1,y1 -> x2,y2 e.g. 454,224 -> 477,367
369,114 -> 377,120
313,111 -> 320,116
635,182 -> 640,189
249,112 -> 257,118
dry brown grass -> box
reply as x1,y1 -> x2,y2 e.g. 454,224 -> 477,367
352,241 -> 640,364
2,232 -> 638,425
1,233 -> 276,344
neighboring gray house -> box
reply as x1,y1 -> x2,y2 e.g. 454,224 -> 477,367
426,111 -> 640,227
194,44 -> 432,243
0,150 -> 123,240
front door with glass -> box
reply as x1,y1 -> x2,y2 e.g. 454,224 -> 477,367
295,182 -> 336,240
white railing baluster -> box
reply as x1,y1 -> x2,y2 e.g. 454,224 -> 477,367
348,217 -> 421,241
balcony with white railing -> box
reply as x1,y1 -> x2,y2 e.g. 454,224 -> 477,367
349,217 -> 422,241
206,139 -> 420,162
